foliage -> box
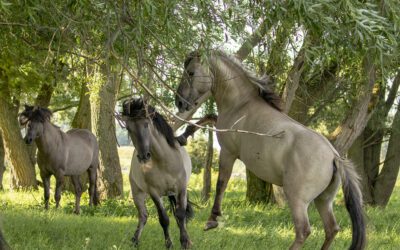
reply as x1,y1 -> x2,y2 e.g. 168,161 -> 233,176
186,134 -> 218,174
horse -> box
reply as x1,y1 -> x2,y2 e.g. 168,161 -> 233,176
175,51 -> 366,250
19,105 -> 99,214
120,98 -> 193,249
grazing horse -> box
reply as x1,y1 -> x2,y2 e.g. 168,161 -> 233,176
121,98 -> 193,249
19,105 -> 99,214
175,51 -> 366,250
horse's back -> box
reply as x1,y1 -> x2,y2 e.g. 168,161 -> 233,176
64,128 -> 99,175
220,101 -> 335,190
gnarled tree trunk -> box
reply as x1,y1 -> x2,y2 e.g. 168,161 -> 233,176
90,65 -> 123,199
0,83 -> 36,189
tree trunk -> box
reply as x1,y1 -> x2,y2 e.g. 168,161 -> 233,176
72,82 -> 92,130
0,132 -> 5,190
281,47 -> 306,113
373,103 -> 400,206
0,91 -> 37,189
245,169 -> 275,204
201,130 -> 213,202
348,135 -> 373,203
235,19 -> 272,61
90,65 -> 123,199
332,56 -> 376,154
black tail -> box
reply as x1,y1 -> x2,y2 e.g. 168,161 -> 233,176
175,114 -> 217,146
168,195 -> 194,221
337,158 -> 366,250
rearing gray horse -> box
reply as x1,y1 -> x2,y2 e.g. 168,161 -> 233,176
19,105 -> 99,214
175,51 -> 366,250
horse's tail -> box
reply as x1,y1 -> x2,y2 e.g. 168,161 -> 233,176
168,195 -> 194,221
175,114 -> 218,146
335,157 -> 366,250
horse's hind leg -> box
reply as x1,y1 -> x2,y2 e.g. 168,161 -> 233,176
71,175 -> 83,214
315,198 -> 340,250
175,189 -> 192,249
87,166 -> 98,206
150,194 -> 173,249
287,198 -> 311,250
205,149 -> 236,230
315,173 -> 341,250
131,187 -> 148,247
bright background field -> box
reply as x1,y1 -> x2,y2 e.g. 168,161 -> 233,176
1,147 -> 399,250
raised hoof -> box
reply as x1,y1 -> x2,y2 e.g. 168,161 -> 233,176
204,220 -> 218,231
165,239 -> 173,249
132,237 -> 139,247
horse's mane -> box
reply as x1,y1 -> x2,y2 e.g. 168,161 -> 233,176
19,105 -> 53,124
122,99 -> 176,148
185,50 -> 282,111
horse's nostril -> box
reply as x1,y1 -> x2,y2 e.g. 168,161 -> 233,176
178,100 -> 183,108
146,152 -> 151,159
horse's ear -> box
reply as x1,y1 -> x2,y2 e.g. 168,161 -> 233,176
24,104 -> 33,111
18,114 -> 29,126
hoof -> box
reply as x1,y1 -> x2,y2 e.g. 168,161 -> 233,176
165,239 -> 173,249
181,239 -> 192,249
74,210 -> 80,215
204,220 -> 218,231
132,237 -> 139,247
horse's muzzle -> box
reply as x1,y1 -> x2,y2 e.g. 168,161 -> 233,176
137,152 -> 151,163
25,137 -> 33,145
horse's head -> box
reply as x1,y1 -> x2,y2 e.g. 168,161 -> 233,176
19,105 -> 52,144
122,98 -> 154,163
175,51 -> 213,113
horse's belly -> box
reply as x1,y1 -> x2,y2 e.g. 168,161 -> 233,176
242,158 -> 283,186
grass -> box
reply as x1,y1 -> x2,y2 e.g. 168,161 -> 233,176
1,148 -> 400,249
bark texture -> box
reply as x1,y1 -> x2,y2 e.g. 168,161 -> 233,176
0,92 -> 37,188
90,67 -> 123,198
332,56 -> 376,154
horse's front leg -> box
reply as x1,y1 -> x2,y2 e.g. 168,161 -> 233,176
175,189 -> 192,249
131,190 -> 148,247
54,173 -> 65,209
40,172 -> 51,210
150,194 -> 173,249
205,149 -> 236,230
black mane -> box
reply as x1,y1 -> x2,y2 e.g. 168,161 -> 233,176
19,105 -> 52,124
122,99 -> 176,148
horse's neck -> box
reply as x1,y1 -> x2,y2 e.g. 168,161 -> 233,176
149,128 -> 175,163
36,122 -> 63,155
210,55 -> 259,113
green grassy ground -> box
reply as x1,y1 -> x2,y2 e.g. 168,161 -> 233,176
1,149 -> 399,249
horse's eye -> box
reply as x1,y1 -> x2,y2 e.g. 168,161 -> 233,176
188,72 -> 194,77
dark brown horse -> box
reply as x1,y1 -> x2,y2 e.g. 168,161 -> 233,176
19,105 -> 99,214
